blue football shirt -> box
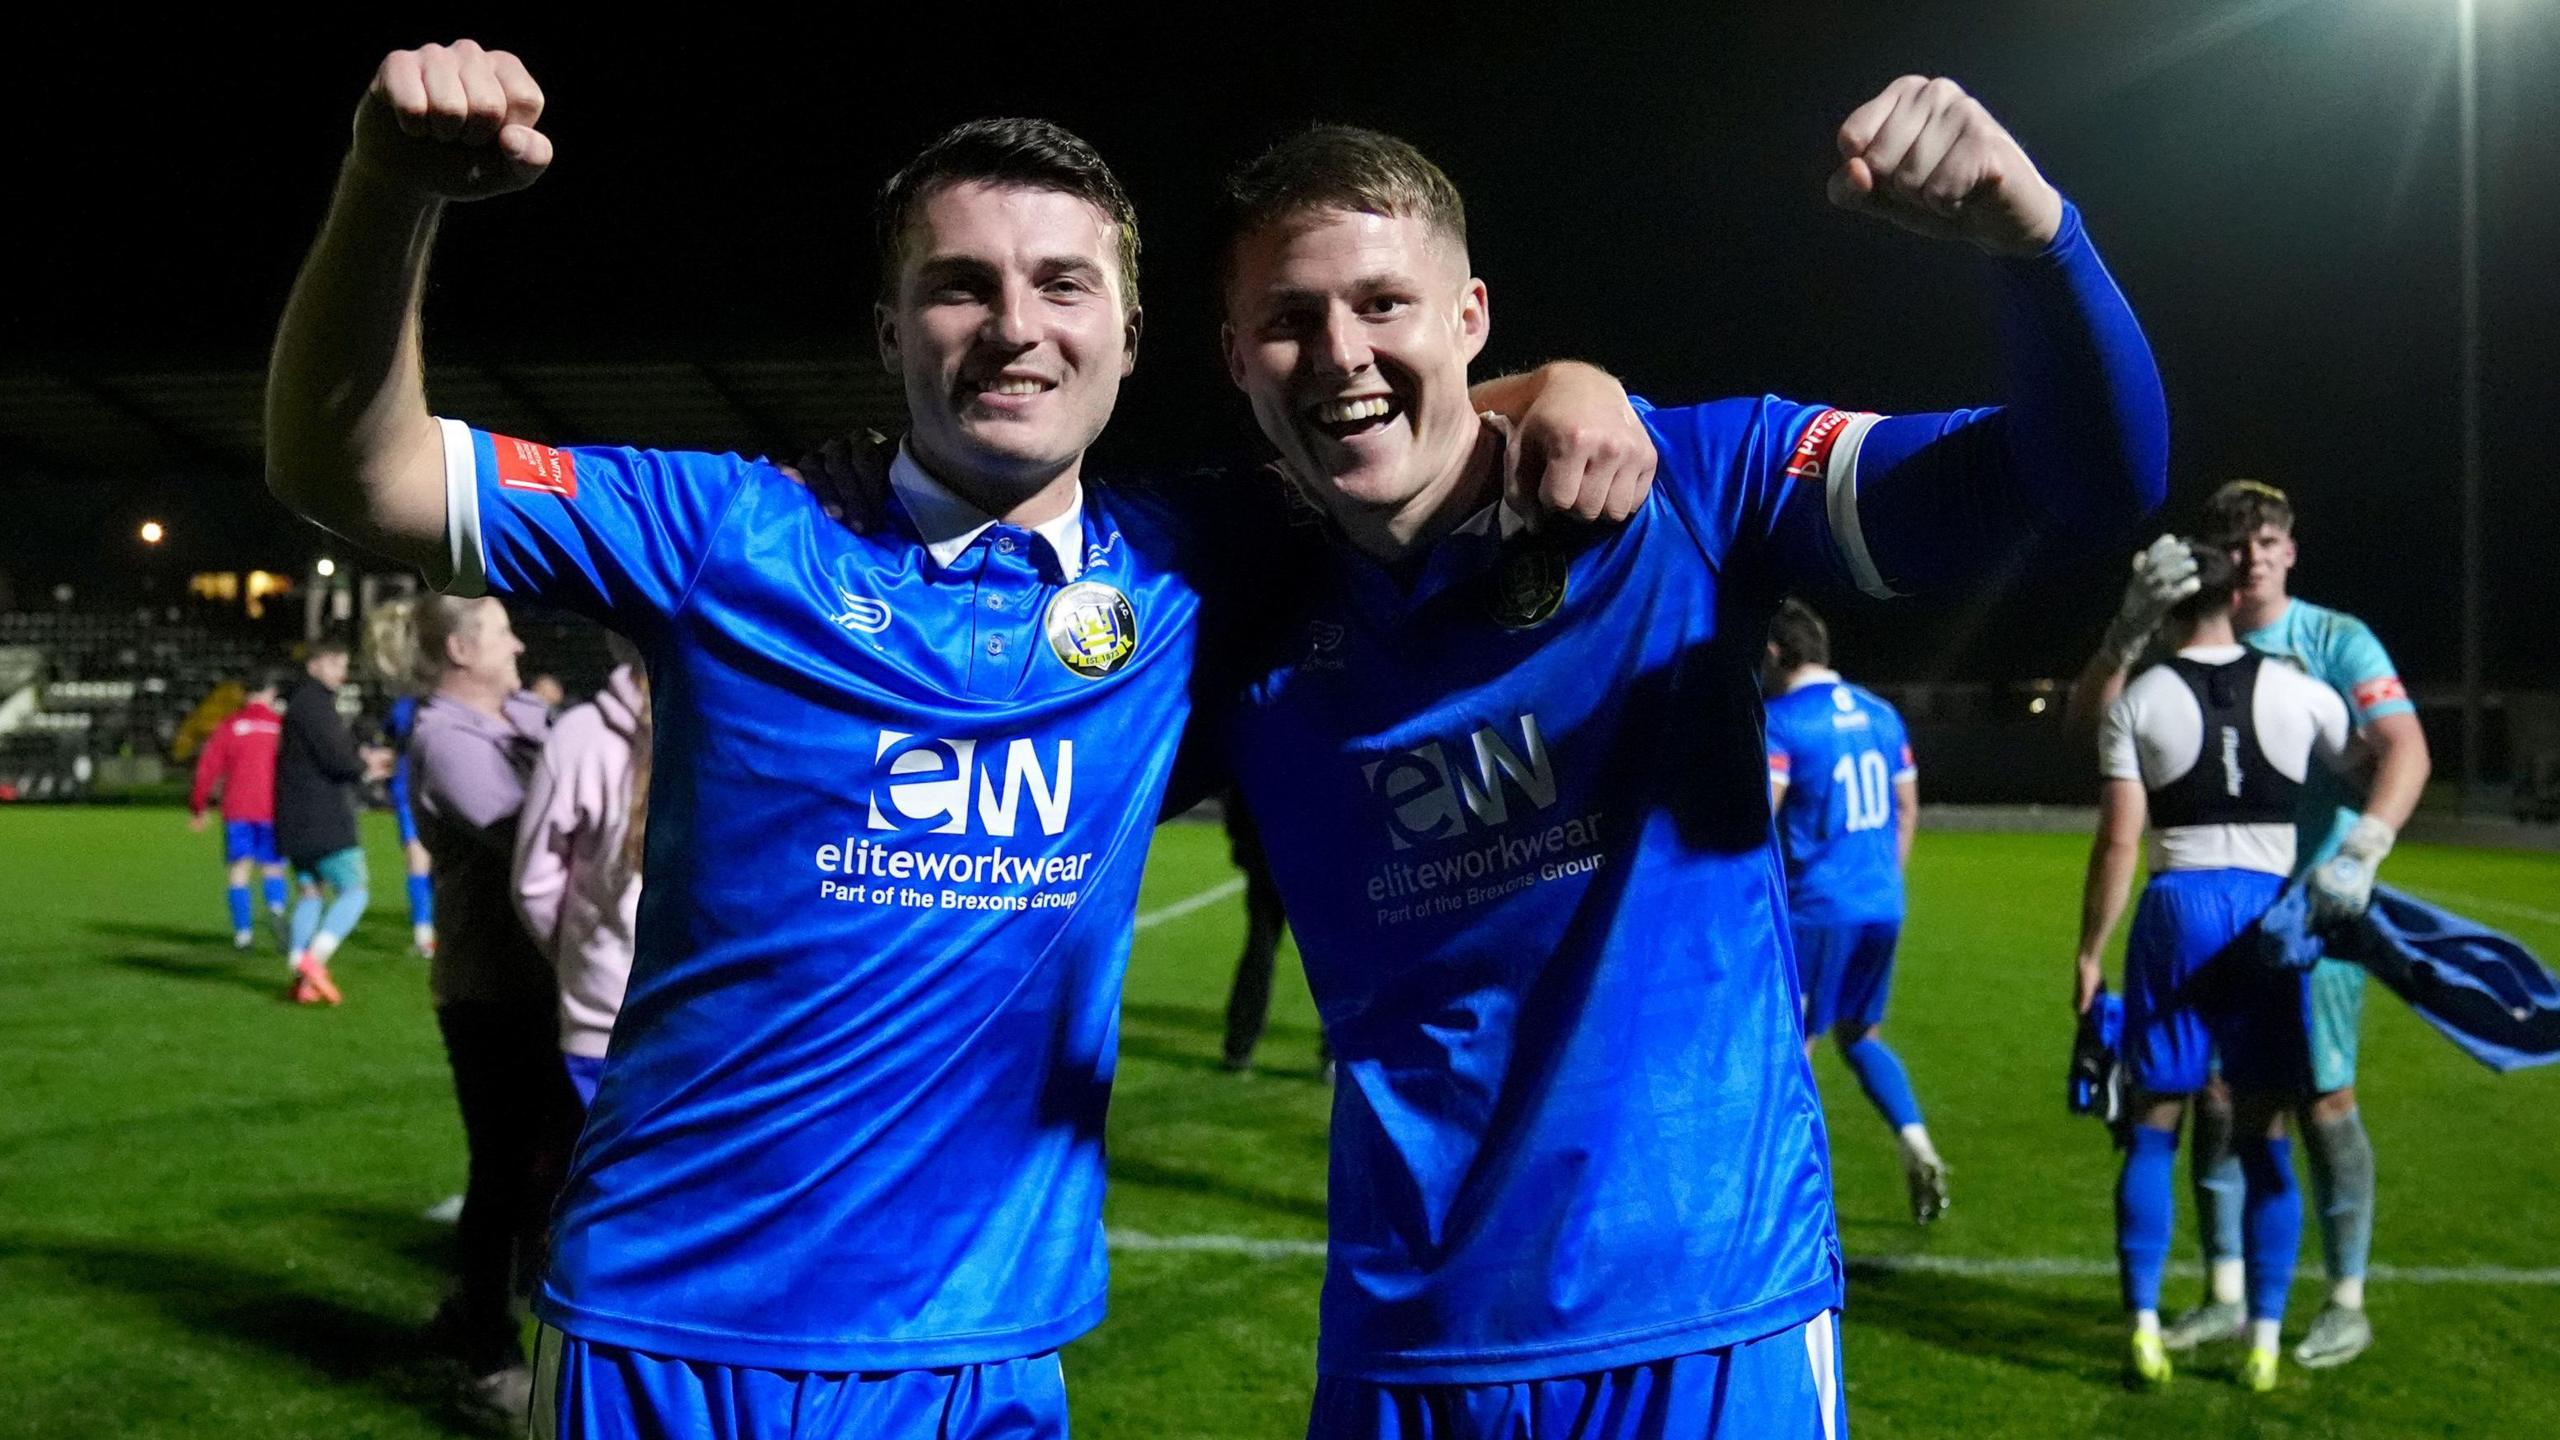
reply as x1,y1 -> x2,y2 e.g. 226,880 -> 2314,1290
435,422 -> 1208,1370
1223,200 -> 2164,1382
1765,676 -> 1914,926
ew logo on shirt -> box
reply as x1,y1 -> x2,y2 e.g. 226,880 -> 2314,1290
1358,713 -> 1609,924
492,434 -> 578,499
1363,714 -> 1558,851
818,733 -> 1095,917
868,732 -> 1072,838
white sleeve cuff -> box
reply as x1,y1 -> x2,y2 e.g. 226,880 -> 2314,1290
1822,412 -> 1896,601
436,417 -> 488,598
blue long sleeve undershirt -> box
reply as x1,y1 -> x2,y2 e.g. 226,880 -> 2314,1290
1844,199 -> 2170,596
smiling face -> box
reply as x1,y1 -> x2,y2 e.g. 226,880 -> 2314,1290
1222,206 -> 1488,536
876,180 -> 1139,507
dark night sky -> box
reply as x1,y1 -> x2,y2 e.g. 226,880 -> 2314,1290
5,3 -> 2553,686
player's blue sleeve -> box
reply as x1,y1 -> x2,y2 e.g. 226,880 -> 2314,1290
435,419 -> 759,627
1846,200 -> 2168,594
1640,201 -> 2166,600
2315,614 -> 2417,727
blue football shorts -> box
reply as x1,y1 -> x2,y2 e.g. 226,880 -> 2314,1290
1790,920 -> 1900,1036
531,1326 -> 1068,1440
1307,1311 -> 1846,1440
221,819 -> 279,865
2125,868 -> 2305,1096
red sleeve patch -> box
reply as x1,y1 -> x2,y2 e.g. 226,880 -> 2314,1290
1784,409 -> 1857,481
1901,744 -> 1916,769
493,434 -> 579,500
1768,751 -> 1792,773
2351,676 -> 2408,711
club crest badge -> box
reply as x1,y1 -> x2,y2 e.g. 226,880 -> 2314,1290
1485,534 -> 1568,630
1045,581 -> 1139,679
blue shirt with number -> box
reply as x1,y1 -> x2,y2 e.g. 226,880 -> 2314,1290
1766,676 -> 1913,926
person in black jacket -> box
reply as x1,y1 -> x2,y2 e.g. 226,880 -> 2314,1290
274,638 -> 391,1004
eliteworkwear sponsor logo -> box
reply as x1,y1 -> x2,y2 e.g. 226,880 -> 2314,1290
1358,713 -> 1608,921
818,732 -> 1092,913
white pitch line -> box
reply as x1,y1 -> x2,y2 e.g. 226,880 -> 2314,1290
1135,877 -> 1247,931
2404,887 -> 2560,930
1113,1229 -> 1325,1260
1105,1230 -> 2560,1286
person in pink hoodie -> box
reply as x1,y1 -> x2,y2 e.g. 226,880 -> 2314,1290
512,646 -> 647,1112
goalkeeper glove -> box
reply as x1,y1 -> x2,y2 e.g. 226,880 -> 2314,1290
2101,534 -> 2201,670
2308,814 -> 2396,928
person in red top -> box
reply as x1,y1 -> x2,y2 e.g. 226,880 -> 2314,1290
189,667 -> 293,948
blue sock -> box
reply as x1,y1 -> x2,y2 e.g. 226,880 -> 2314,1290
2116,1124 -> 2180,1314
290,892 -> 322,957
225,885 -> 253,933
1843,1037 -> 1924,1131
406,873 -> 435,929
319,887 -> 371,948
2237,1135 -> 2303,1324
262,874 -> 289,914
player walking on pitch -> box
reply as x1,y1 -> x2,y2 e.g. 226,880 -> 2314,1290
189,668 -> 292,948
264,40 -> 1644,1439
1763,599 -> 1946,1223
1212,75 -> 2164,1436
2075,540 -> 2353,1392
2068,480 -> 2428,1368
272,641 -> 392,1003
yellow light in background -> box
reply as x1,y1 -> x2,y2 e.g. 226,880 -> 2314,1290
316,558 -> 337,578
138,521 -> 165,544
245,570 -> 294,621
2029,697 -> 2049,715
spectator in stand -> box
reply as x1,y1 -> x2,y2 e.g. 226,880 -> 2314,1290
513,637 -> 649,1113
189,667 -> 292,949
273,640 -> 392,1003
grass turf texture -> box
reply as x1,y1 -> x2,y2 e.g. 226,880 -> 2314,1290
2,809 -> 2555,1439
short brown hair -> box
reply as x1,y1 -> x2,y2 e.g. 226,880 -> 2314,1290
1767,598 -> 1830,671
874,118 -> 1141,310
1218,125 -> 1469,292
2201,480 -> 2293,546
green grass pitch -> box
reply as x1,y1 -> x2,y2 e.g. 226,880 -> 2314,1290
3,807 -> 2556,1438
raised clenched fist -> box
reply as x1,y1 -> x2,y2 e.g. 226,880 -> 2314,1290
351,40 -> 552,202
1827,76 -> 2063,257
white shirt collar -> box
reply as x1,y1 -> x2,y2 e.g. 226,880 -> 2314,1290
1784,667 -> 1844,694
889,443 -> 1086,581
1448,413 -> 1531,540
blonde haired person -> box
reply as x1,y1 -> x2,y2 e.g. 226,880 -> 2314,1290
382,593 -> 575,1421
